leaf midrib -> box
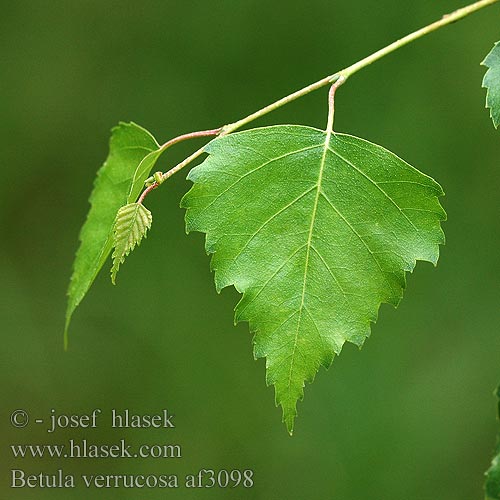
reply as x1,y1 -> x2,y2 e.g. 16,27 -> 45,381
287,131 -> 331,394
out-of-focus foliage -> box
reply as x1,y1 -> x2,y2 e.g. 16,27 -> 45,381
485,386 -> 500,499
65,123 -> 159,340
482,41 -> 500,128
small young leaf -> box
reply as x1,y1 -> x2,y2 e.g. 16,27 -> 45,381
482,41 -> 500,129
181,125 -> 445,434
486,386 -> 500,500
111,203 -> 152,284
65,122 -> 161,344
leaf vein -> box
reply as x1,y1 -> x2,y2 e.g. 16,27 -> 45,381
192,144 -> 321,221
327,147 -> 419,231
237,244 -> 307,320
320,190 -> 397,297
287,140 -> 329,392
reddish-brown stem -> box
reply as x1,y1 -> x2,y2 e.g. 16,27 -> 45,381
159,128 -> 222,152
137,127 -> 222,204
138,183 -> 158,204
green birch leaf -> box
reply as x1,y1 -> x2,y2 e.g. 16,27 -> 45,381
65,122 -> 161,344
111,203 -> 152,284
181,125 -> 446,434
482,41 -> 500,129
486,386 -> 500,500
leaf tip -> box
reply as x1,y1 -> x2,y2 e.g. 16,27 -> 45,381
284,413 -> 295,436
280,400 -> 297,436
63,302 -> 75,351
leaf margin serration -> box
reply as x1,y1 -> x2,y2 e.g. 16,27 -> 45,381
181,124 -> 446,434
111,202 -> 153,284
482,41 -> 500,129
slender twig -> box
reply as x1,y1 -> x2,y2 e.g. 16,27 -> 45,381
159,128 -> 222,152
138,183 -> 158,204
338,0 -> 500,79
137,0 -> 498,204
222,0 -> 499,134
137,128 -> 222,203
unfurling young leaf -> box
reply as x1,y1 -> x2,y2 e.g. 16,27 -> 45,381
485,386 -> 500,500
111,203 -> 152,284
182,125 -> 446,434
65,122 -> 161,345
482,41 -> 500,129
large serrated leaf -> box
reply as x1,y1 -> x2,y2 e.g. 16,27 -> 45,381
486,386 -> 500,500
482,41 -> 500,129
111,203 -> 152,284
181,125 -> 446,434
65,122 -> 161,344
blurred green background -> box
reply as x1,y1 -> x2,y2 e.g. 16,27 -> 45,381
1,1 -> 499,498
